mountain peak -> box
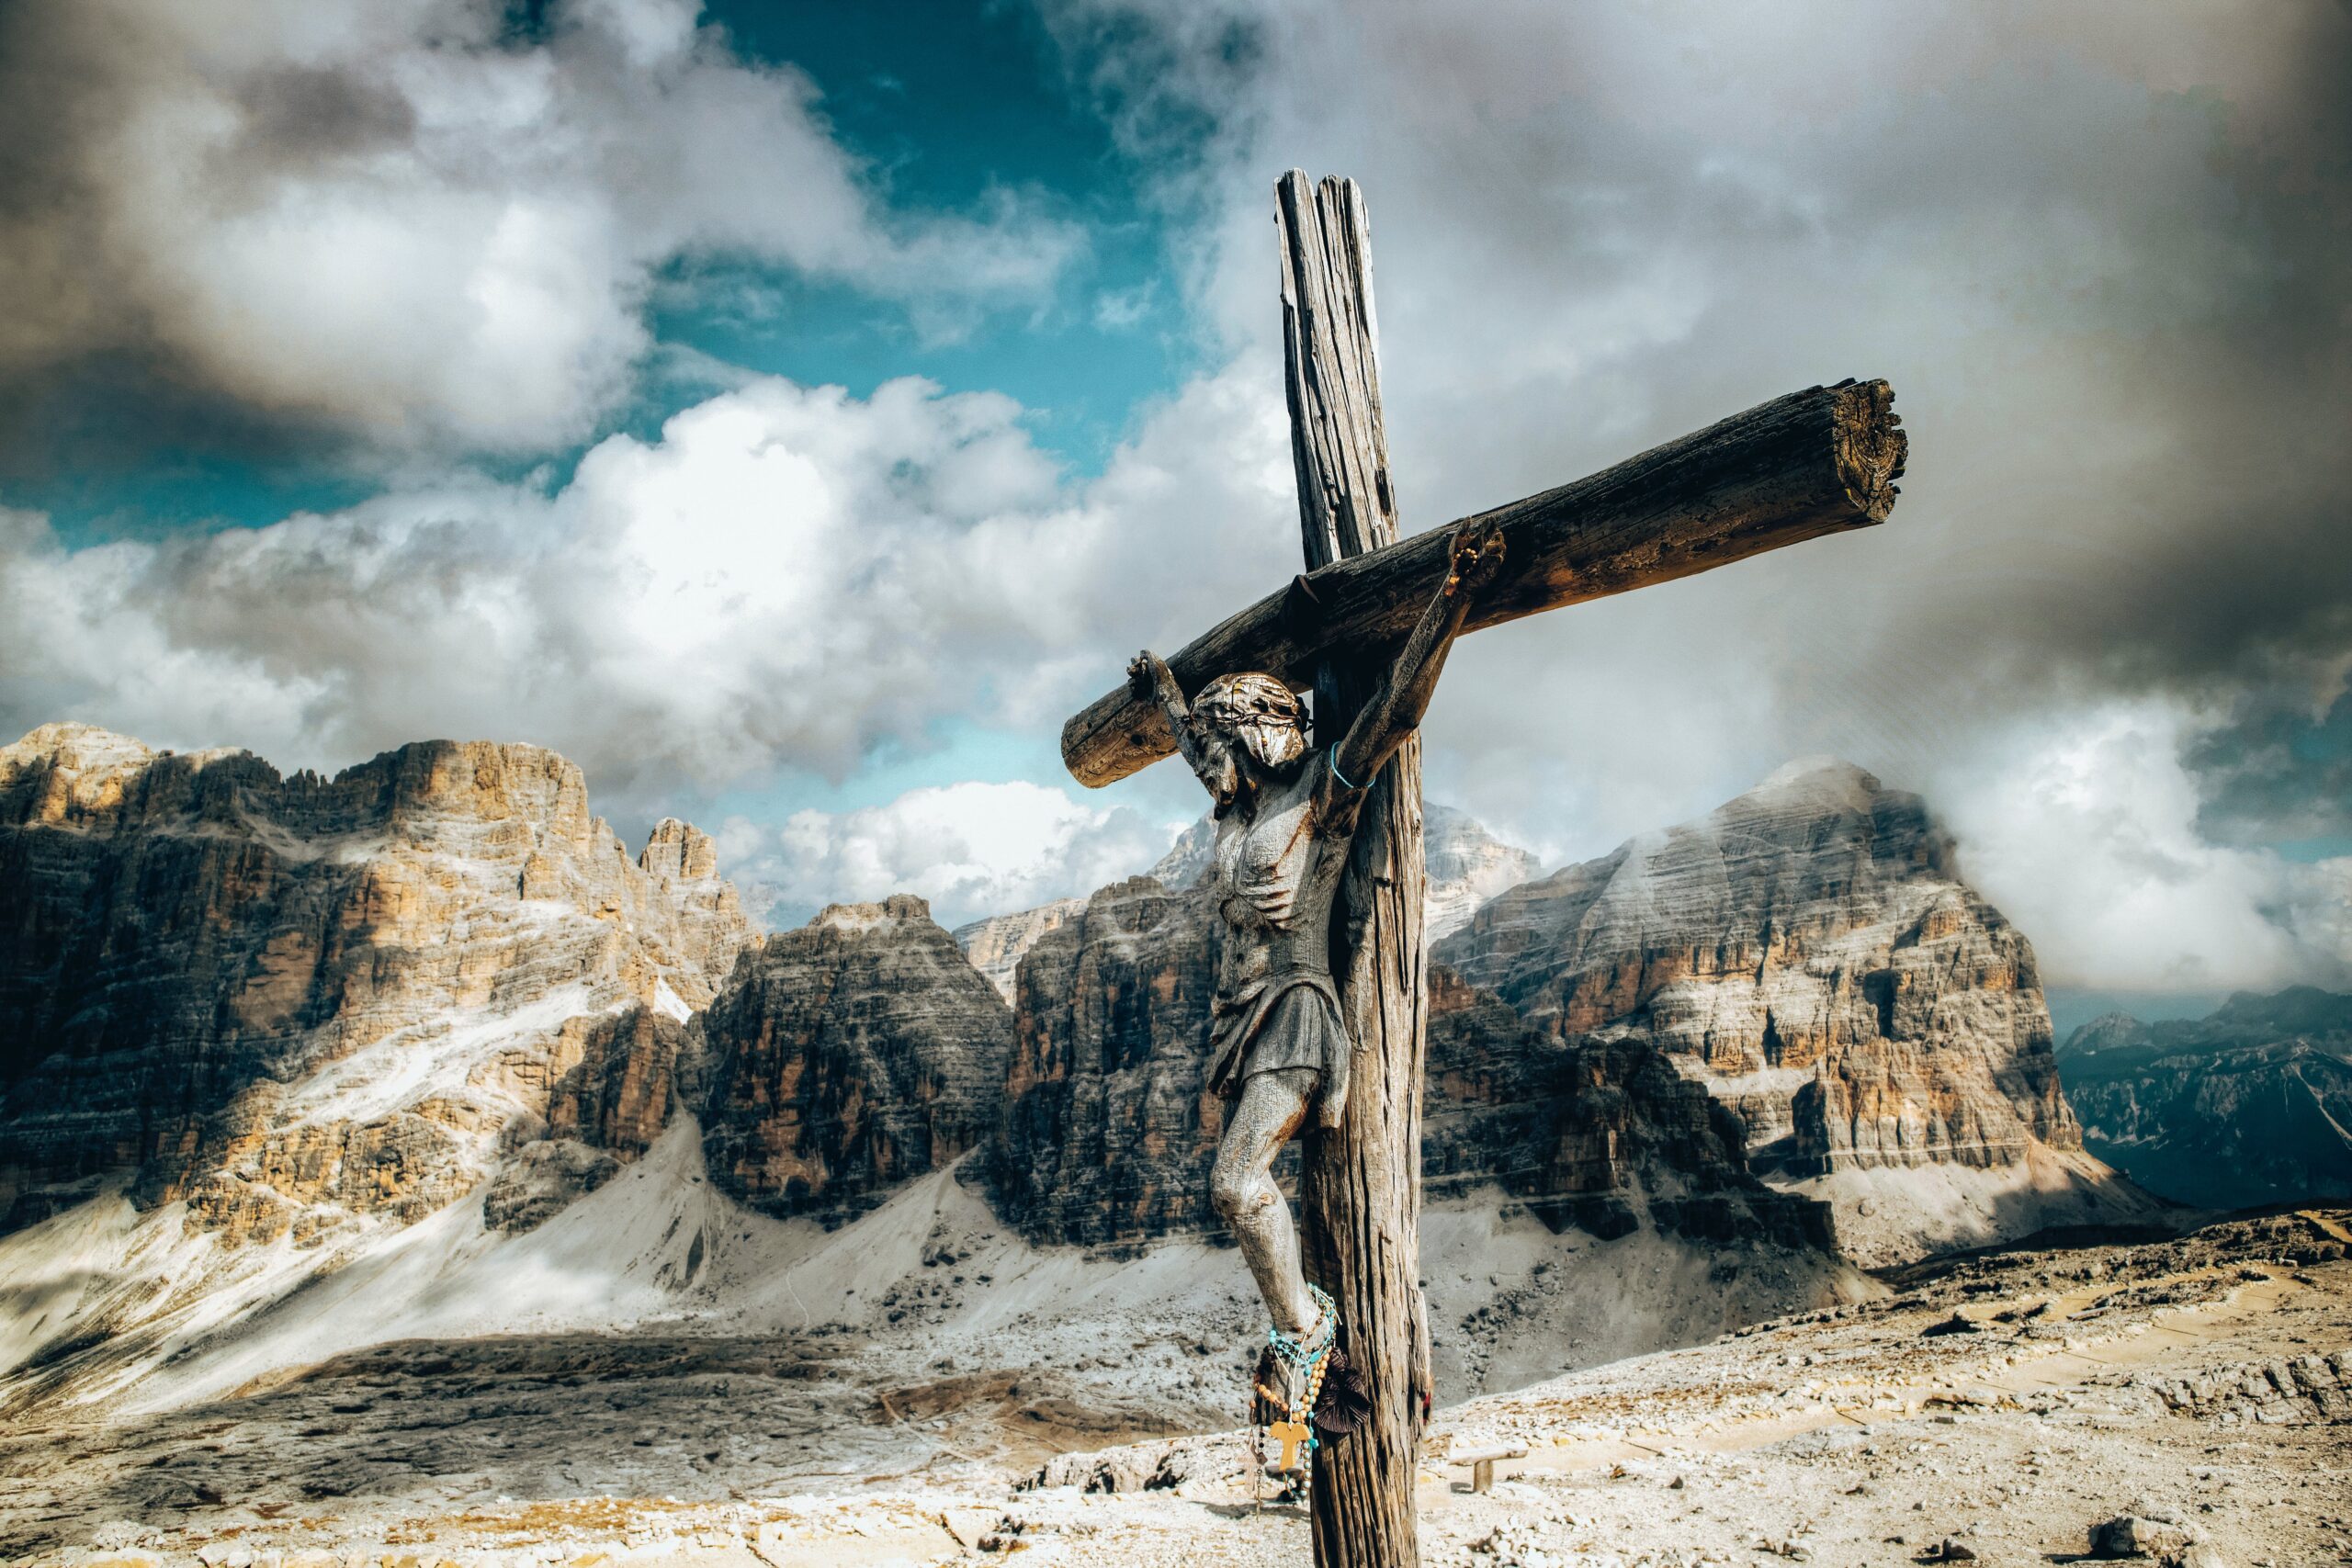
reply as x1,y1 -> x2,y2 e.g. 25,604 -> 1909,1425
1430,756 -> 2154,1264
639,817 -> 720,882
808,893 -> 936,932
1748,756 -> 1883,805
6,720 -> 153,757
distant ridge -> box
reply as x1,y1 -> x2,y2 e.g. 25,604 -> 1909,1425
2058,987 -> 2352,1208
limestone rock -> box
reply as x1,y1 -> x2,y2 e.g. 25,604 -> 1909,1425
991,876 -> 1834,1256
1422,803 -> 1544,941
699,895 -> 1013,1224
991,877 -> 1229,1246
0,721 -> 748,1244
2057,987 -> 2352,1209
1144,816 -> 1217,888
481,1138 -> 622,1233
2089,1513 -> 2194,1559
1424,966 -> 1833,1251
2133,1349 -> 2352,1426
1436,759 -> 2143,1262
953,897 -> 1085,1003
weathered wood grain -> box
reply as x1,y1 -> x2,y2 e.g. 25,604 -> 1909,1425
1279,169 -> 1430,1568
1281,170 -> 1396,566
1059,376 -> 1905,787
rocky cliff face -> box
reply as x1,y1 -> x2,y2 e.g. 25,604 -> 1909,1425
1436,760 -> 2144,1263
2058,988 -> 2352,1209
953,897 -> 1084,1003
4,727 -> 1858,1432
0,723 -> 749,1246
700,895 -> 1014,1224
1424,967 -> 1833,1252
990,873 -> 1832,1258
992,877 -> 1229,1246
1423,804 -> 1545,940
5,723 -> 2159,1429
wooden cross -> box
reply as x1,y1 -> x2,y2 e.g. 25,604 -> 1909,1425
1060,172 -> 1907,1568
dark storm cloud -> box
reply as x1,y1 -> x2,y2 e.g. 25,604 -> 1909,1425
233,65 -> 421,163
2188,690 -> 2352,849
1046,0 -> 2352,734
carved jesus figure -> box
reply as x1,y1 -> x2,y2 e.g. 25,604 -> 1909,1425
1127,524 -> 1504,1412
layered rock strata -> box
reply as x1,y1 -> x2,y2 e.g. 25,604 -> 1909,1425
990,875 -> 1830,1255
0,723 -> 748,1242
1423,967 -> 1833,1251
953,898 -> 1084,1004
1435,759 -> 2140,1260
701,895 -> 1015,1224
1422,804 -> 1544,941
992,877 -> 1230,1246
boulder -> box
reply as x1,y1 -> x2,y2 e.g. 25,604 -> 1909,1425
2088,1513 -> 2194,1559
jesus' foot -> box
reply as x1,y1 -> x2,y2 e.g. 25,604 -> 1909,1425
1253,1288 -> 1338,1473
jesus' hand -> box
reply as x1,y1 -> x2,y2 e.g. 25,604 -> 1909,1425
1127,650 -> 1182,713
1445,525 -> 1507,597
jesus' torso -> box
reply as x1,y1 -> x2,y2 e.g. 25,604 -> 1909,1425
1210,750 -> 1351,998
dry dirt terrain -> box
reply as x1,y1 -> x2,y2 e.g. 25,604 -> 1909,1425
6,1210 -> 2348,1568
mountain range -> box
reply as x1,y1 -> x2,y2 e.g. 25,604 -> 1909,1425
0,722 -> 2190,1438
2056,987 -> 2352,1209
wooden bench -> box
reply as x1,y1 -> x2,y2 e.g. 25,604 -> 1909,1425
1448,1445 -> 1528,1494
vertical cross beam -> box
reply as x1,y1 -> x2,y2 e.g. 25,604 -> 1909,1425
1277,169 -> 1430,1568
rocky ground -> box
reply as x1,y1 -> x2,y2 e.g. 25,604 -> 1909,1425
6,1209 -> 2346,1567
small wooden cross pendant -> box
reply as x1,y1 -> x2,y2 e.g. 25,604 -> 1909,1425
1267,1417 -> 1313,1472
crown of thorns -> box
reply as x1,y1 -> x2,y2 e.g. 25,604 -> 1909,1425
1190,671 -> 1303,730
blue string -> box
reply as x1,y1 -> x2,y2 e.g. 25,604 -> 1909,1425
1327,752 -> 1361,791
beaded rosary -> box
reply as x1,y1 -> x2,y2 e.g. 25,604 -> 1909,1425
1253,1282 -> 1337,1497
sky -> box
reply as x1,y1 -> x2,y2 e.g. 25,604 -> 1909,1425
0,0 -> 2346,1010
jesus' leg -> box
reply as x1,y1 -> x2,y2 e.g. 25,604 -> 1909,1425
1210,1066 -> 1320,1336
1213,1066 -> 1330,1479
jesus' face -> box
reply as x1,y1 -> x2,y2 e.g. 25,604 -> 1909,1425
1191,714 -> 1305,813
1230,717 -> 1306,774
1184,671 -> 1306,814
1193,726 -> 1244,808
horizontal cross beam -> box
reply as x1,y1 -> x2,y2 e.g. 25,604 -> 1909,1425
1061,378 -> 1905,788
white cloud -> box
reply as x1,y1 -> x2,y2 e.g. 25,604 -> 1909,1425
720,781 -> 1185,931
0,378 -> 1022,787
1091,283 -> 1156,331
0,357 -> 1306,821
0,0 -> 1081,454
1935,700 -> 2351,996
0,352 -> 1295,926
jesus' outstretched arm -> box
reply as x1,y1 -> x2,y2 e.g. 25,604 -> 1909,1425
1327,524 -> 1505,792
1125,649 -> 1227,799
